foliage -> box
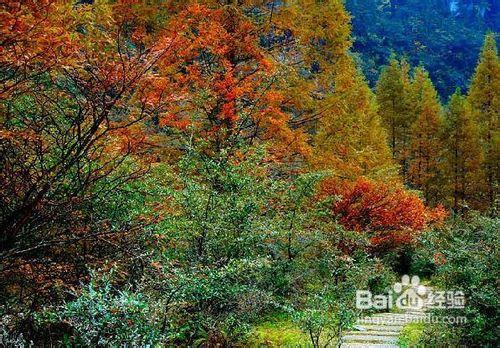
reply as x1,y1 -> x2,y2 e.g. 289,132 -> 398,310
249,313 -> 310,347
38,270 -> 163,347
417,322 -> 462,347
297,247 -> 397,347
443,89 -> 485,211
313,56 -> 398,181
407,68 -> 446,205
0,0 -> 183,313
0,1 -> 495,346
132,145 -> 327,345
292,273 -> 357,347
0,324 -> 33,348
376,58 -> 413,171
467,33 -> 500,211
0,0 -> 314,317
411,216 -> 500,347
346,0 -> 499,98
376,36 -> 498,212
319,177 -> 447,252
398,322 -> 425,348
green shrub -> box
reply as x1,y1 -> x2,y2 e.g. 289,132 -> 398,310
0,325 -> 33,348
411,215 -> 499,347
39,271 -> 163,347
155,259 -> 278,345
28,144 -> 400,347
399,322 -> 425,347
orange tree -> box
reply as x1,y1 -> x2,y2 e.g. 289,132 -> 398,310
152,4 -> 310,160
0,0 -> 191,312
0,0 -> 316,310
319,177 -> 447,253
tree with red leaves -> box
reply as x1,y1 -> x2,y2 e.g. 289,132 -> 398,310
151,5 -> 310,159
320,177 -> 447,252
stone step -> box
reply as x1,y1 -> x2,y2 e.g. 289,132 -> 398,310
347,330 -> 399,337
354,324 -> 404,332
341,343 -> 399,348
342,334 -> 399,343
340,289 -> 436,348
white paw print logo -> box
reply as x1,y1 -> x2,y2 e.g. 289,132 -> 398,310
394,275 -> 427,309
394,275 -> 427,296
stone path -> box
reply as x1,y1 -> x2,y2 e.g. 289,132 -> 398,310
340,285 -> 430,348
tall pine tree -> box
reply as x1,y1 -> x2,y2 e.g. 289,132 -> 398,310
467,33 -> 499,211
376,58 -> 412,172
313,56 -> 397,181
444,89 -> 484,212
408,68 -> 445,205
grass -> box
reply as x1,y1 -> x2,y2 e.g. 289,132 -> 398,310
248,313 -> 310,347
398,322 -> 425,347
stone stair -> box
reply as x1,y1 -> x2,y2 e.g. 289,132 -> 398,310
340,284 -> 431,348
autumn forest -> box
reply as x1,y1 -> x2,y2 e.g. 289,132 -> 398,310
0,1 -> 498,347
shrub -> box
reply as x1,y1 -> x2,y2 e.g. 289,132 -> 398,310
290,246 -> 396,348
38,271 -> 163,347
412,215 -> 499,347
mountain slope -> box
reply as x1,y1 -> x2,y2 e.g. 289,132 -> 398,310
346,0 -> 499,98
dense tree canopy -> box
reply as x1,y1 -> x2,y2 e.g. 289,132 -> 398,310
0,1 -> 497,346
347,0 -> 499,97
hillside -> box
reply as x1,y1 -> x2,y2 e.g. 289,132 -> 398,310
0,1 -> 498,347
347,0 -> 499,97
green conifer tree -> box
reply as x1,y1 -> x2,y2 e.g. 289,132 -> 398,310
313,56 -> 397,181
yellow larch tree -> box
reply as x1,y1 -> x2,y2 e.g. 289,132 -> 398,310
467,33 -> 500,210
444,89 -> 485,211
407,68 -> 446,205
376,58 -> 413,173
312,56 -> 397,181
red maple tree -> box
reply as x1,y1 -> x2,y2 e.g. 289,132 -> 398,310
320,177 -> 447,252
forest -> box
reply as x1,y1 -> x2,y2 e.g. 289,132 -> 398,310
0,1 -> 498,347
347,0 -> 500,97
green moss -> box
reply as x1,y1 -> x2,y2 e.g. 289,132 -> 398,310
248,314 -> 310,347
399,322 -> 425,348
